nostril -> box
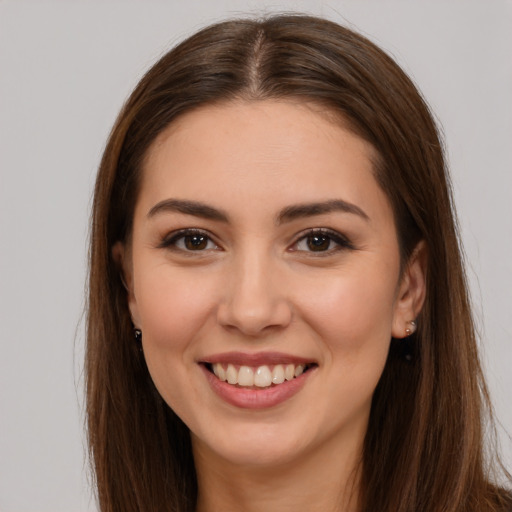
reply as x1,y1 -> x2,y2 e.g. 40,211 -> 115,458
216,299 -> 293,336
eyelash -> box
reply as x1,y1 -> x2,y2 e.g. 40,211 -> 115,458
159,229 -> 219,252
158,228 -> 354,254
291,228 -> 354,254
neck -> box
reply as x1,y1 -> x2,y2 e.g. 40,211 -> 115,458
193,433 -> 363,512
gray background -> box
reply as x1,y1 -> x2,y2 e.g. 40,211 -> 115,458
1,1 -> 510,510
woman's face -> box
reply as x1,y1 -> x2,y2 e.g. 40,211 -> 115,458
121,100 -> 424,470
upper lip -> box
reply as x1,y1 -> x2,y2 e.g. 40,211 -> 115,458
200,351 -> 316,367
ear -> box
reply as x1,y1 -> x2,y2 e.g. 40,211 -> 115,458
391,241 -> 427,339
112,241 -> 142,328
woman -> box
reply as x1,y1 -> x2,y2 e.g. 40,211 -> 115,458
86,14 -> 511,512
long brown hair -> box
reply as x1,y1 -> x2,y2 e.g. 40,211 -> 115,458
86,14 -> 510,512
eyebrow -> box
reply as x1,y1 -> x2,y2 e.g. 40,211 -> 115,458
147,198 -> 369,224
147,199 -> 230,222
276,199 -> 369,224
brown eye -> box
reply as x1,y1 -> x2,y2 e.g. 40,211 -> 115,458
161,230 -> 219,252
292,229 -> 353,254
306,234 -> 331,251
184,234 -> 209,250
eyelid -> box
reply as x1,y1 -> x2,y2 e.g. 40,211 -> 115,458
158,228 -> 221,251
157,227 -> 353,254
289,228 -> 355,253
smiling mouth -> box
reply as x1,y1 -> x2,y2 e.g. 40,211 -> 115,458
205,362 -> 316,389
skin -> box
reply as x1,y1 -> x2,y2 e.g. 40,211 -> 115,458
116,100 -> 426,512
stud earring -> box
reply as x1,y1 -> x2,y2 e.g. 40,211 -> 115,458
134,328 -> 142,342
405,320 -> 417,337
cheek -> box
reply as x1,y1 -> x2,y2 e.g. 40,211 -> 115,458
133,266 -> 222,416
136,264 -> 218,343
133,264 -> 222,404
283,266 -> 398,438
295,263 -> 398,359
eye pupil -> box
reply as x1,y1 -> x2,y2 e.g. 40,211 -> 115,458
307,235 -> 330,251
185,234 -> 208,250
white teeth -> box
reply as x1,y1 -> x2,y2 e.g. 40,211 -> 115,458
211,362 -> 310,387
213,363 -> 226,381
254,366 -> 272,387
272,365 -> 285,384
238,366 -> 254,386
226,364 -> 238,384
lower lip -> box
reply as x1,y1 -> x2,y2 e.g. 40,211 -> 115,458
201,365 -> 314,409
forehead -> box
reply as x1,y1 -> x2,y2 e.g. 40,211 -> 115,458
139,100 -> 390,222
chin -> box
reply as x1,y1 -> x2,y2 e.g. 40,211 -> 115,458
191,422 -> 311,469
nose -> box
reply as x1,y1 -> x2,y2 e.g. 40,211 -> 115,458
216,249 -> 293,337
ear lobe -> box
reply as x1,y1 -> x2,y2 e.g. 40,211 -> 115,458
112,241 -> 141,327
391,241 -> 427,339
